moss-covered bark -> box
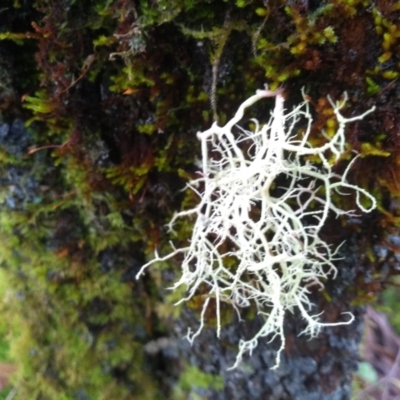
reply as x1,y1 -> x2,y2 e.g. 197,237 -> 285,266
0,0 -> 400,398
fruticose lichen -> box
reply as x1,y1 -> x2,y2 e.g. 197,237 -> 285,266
137,87 -> 376,368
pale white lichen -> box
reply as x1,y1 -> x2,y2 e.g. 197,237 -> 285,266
136,87 -> 376,369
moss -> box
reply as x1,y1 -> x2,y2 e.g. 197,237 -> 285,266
178,365 -> 224,393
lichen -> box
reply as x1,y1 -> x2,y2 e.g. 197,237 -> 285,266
137,87 -> 376,369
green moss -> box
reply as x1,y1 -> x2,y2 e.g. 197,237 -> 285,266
360,142 -> 391,158
178,365 -> 224,392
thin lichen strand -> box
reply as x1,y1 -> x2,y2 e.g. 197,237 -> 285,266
137,88 -> 376,369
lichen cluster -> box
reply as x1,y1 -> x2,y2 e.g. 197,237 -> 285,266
138,87 -> 376,369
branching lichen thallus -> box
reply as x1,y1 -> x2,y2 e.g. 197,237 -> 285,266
136,86 -> 376,369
